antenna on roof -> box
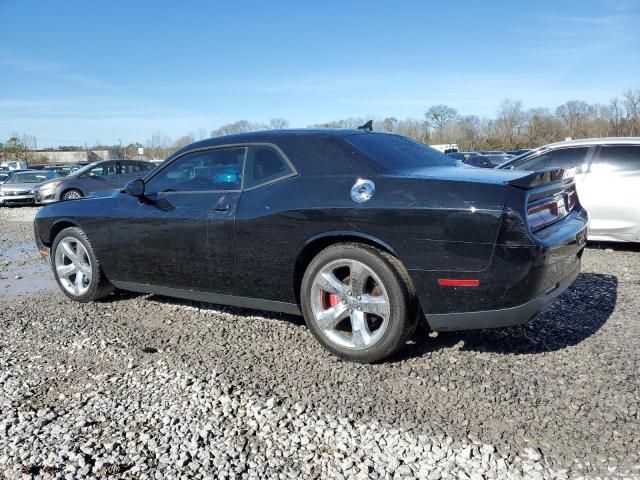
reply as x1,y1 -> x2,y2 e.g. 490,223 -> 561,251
357,120 -> 373,132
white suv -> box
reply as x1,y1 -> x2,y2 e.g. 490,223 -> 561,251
500,137 -> 640,243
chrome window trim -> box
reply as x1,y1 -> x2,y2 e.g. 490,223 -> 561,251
242,143 -> 298,192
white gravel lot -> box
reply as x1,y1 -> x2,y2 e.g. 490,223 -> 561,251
0,206 -> 639,479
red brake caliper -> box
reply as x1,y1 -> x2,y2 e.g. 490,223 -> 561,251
321,291 -> 340,309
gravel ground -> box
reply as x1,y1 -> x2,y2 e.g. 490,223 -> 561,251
1,206 -> 639,479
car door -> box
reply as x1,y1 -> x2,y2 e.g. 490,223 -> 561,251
107,146 -> 246,293
578,144 -> 640,241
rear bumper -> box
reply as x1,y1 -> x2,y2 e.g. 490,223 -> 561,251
426,261 -> 580,331
411,206 -> 588,331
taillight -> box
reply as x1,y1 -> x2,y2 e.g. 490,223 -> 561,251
527,184 -> 577,232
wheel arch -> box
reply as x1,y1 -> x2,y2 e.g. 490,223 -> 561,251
60,187 -> 84,199
293,231 -> 400,305
47,218 -> 83,246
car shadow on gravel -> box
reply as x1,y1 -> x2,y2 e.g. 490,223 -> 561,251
587,241 -> 640,252
399,272 -> 618,360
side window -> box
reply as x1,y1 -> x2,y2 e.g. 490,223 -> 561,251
592,145 -> 640,173
146,147 -> 246,194
120,161 -> 141,174
105,162 -> 118,176
139,161 -> 155,171
244,145 -> 295,189
514,147 -> 589,173
88,164 -> 106,177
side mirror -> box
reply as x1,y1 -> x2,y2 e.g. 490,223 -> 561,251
124,178 -> 145,197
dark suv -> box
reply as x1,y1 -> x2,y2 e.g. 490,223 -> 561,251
34,160 -> 155,204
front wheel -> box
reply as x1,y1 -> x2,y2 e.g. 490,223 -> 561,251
61,189 -> 82,201
51,227 -> 114,302
301,243 -> 417,363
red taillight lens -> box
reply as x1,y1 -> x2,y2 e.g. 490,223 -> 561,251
527,185 -> 577,232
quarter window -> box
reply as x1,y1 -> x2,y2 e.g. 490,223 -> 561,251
512,147 -> 589,173
244,145 -> 295,189
593,145 -> 640,172
146,147 -> 246,194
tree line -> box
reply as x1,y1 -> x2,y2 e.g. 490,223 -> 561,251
2,88 -> 638,163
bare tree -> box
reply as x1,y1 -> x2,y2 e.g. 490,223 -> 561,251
268,118 -> 289,130
456,115 -> 482,150
425,105 -> 458,130
380,117 -> 399,132
623,89 -> 640,135
494,98 -> 526,148
0,133 -> 37,165
145,131 -> 172,159
173,134 -> 195,149
608,97 -> 625,136
556,100 -> 593,138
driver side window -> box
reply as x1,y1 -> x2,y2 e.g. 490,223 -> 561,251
146,147 -> 246,194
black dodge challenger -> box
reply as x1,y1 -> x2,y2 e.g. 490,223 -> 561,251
34,129 -> 588,362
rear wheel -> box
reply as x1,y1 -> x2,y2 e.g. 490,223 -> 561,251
62,189 -> 82,201
301,243 -> 417,363
52,227 -> 114,302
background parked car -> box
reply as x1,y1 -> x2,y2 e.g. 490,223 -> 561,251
34,159 -> 155,204
507,148 -> 533,156
463,153 -> 514,168
0,170 -> 59,206
43,164 -> 81,177
446,151 -> 480,162
499,137 -> 640,243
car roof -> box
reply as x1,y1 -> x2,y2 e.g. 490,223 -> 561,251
540,137 -> 640,148
169,129 -> 370,156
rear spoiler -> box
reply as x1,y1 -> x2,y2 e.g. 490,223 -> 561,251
506,167 -> 576,189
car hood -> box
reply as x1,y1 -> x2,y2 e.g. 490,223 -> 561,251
0,182 -> 37,192
37,177 -> 62,188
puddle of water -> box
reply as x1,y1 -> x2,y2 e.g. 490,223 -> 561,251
0,241 -> 39,262
0,260 -> 57,297
0,241 -> 58,297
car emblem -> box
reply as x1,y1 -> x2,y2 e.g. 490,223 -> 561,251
351,179 -> 375,203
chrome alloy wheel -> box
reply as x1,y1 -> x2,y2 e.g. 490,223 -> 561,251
63,190 -> 81,200
54,237 -> 93,296
310,259 -> 390,350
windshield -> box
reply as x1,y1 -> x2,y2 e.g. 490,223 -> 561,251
346,133 -> 456,171
5,172 -> 53,184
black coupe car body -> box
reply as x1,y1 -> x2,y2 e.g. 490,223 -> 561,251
34,129 -> 588,362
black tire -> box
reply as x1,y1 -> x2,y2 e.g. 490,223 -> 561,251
61,189 -> 82,201
301,242 -> 418,363
51,227 -> 114,302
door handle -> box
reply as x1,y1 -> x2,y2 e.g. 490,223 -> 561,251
214,205 -> 230,213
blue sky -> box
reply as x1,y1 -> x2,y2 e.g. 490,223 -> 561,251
1,0 -> 639,147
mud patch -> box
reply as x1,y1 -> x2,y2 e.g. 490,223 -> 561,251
0,240 -> 56,297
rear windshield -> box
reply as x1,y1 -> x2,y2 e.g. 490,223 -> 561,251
346,133 -> 456,171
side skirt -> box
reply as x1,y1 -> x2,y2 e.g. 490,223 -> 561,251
111,281 -> 302,316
